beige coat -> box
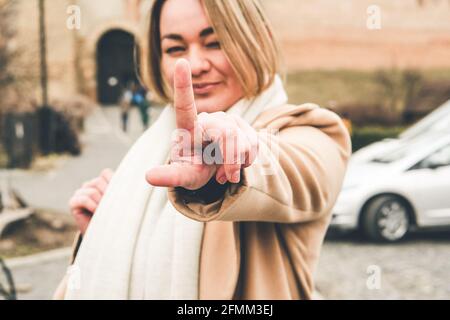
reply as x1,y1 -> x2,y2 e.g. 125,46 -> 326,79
54,103 -> 351,300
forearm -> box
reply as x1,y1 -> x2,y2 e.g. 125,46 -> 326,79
168,110 -> 352,223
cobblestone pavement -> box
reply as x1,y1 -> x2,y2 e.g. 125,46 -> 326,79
316,230 -> 450,300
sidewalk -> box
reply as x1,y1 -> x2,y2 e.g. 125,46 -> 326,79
2,105 -> 163,214
5,248 -> 72,300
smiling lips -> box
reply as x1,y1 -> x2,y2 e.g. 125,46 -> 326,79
193,82 -> 221,95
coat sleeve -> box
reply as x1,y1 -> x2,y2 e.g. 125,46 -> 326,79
167,105 -> 352,223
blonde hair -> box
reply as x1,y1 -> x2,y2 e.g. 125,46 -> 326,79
141,0 -> 283,103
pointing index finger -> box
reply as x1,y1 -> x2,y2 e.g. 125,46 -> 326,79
174,59 -> 197,131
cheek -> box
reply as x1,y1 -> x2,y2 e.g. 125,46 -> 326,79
161,56 -> 174,90
216,56 -> 244,100
215,54 -> 236,83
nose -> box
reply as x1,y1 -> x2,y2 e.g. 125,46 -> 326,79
187,46 -> 211,77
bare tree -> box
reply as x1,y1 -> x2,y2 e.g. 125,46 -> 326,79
0,0 -> 16,101
38,0 -> 48,107
0,0 -> 37,113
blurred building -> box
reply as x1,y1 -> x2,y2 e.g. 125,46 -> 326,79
10,0 -> 450,105
14,0 -> 152,105
263,0 -> 450,70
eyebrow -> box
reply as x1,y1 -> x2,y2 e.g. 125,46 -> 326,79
199,27 -> 214,38
161,27 -> 215,41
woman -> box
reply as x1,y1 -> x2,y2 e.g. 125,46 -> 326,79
55,0 -> 351,300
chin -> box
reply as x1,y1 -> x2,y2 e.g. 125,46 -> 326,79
195,95 -> 229,113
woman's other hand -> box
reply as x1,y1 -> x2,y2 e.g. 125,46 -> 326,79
69,168 -> 114,235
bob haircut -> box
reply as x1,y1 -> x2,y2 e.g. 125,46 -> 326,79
141,0 -> 283,103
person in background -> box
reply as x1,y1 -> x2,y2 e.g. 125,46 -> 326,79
119,84 -> 134,132
133,84 -> 151,130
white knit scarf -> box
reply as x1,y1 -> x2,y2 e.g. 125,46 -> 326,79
64,76 -> 287,300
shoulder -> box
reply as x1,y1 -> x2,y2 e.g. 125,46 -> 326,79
254,103 -> 352,159
254,103 -> 342,131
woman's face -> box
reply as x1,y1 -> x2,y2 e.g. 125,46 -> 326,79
160,0 -> 244,113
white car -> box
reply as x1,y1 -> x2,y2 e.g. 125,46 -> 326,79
351,100 -> 450,164
331,132 -> 450,242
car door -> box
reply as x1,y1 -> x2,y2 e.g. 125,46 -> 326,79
399,143 -> 450,227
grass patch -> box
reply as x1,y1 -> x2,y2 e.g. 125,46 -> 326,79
0,148 -> 7,168
352,126 -> 406,152
286,70 -> 379,107
0,209 -> 76,259
285,68 -> 450,150
285,68 -> 450,108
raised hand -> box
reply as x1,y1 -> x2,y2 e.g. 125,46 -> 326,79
145,59 -> 258,190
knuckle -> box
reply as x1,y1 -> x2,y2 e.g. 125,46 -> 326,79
93,177 -> 103,186
86,188 -> 98,198
84,178 -> 95,187
229,114 -> 241,122
198,112 -> 208,120
77,195 -> 87,204
213,111 -> 226,118
176,101 -> 195,113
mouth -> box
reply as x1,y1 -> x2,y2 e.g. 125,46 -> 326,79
192,82 -> 221,95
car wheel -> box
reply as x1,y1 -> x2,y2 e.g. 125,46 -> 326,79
361,195 -> 411,242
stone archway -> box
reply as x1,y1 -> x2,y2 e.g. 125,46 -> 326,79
96,29 -> 139,105
78,21 -> 142,104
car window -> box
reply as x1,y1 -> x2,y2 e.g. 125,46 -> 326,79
371,136 -> 437,164
400,101 -> 450,139
404,117 -> 450,140
418,144 -> 450,169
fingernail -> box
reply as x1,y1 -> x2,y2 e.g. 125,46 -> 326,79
218,175 -> 227,185
231,171 -> 240,183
